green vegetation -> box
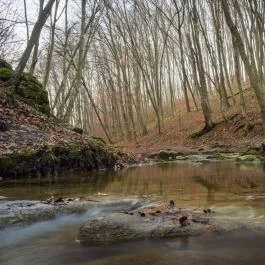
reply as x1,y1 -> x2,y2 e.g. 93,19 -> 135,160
0,59 -> 50,116
15,72 -> 51,116
236,155 -> 257,162
0,155 -> 13,168
0,67 -> 13,81
92,136 -> 106,145
244,148 -> 258,156
0,142 -> 131,178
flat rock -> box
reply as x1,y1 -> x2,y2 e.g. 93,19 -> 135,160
78,203 -> 265,245
78,212 -> 207,245
78,204 -> 237,245
0,196 -> 147,229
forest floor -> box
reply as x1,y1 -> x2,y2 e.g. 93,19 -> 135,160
119,83 -> 264,155
1,80 -> 263,157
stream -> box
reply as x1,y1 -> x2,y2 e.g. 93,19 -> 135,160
1,160 -> 265,265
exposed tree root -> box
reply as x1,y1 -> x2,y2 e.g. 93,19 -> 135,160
190,124 -> 215,138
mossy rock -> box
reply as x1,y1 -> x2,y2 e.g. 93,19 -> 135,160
0,140 -> 137,178
0,156 -> 13,168
244,148 -> 258,156
112,147 -> 135,163
0,59 -> 12,70
15,72 -> 51,116
236,155 -> 257,162
92,136 -> 106,145
2,69 -> 51,116
0,67 -> 13,81
148,150 -> 182,160
17,148 -> 37,161
72,127 -> 84,134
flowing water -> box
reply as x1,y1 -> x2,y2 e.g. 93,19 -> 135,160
1,160 -> 265,265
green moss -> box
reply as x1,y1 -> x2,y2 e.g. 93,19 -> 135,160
92,136 -> 106,145
16,72 -> 51,116
17,148 -> 36,161
0,140 -> 132,178
39,103 -> 51,116
245,149 -> 257,156
214,153 -> 231,160
67,144 -> 81,158
0,67 -> 51,116
0,156 -> 13,168
0,67 -> 13,81
0,59 -> 12,70
43,151 -> 59,165
236,155 -> 257,162
72,127 -> 84,134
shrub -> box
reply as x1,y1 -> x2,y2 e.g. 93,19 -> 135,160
0,67 -> 13,81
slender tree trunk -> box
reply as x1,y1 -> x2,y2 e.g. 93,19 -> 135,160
9,0 -> 56,85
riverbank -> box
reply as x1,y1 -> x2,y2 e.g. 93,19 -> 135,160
0,84 -> 136,178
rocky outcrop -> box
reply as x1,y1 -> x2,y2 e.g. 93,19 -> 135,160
0,58 -> 50,116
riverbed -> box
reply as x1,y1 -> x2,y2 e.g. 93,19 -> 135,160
1,160 -> 265,265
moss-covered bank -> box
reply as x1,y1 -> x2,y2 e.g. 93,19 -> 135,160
0,142 -> 135,179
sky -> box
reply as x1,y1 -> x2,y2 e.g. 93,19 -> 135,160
10,0 -> 70,62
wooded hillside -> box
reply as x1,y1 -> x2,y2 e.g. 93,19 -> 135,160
1,0 -> 265,146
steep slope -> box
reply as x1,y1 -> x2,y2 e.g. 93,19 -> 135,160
0,84 -> 134,178
120,86 -> 263,155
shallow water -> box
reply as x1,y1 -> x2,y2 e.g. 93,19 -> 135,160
1,160 -> 265,265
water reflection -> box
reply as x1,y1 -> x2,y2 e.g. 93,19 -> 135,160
1,161 -> 265,207
2,161 -> 265,265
